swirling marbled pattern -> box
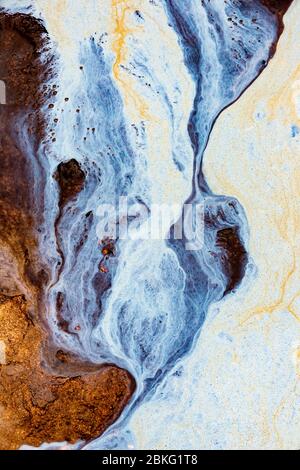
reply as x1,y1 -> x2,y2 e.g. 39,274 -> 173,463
0,0 -> 296,449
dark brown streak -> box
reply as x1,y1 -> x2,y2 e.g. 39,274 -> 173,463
0,11 -> 135,450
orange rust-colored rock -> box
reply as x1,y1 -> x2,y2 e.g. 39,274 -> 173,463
0,295 -> 134,450
0,12 -> 135,450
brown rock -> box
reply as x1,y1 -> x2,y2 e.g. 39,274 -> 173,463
0,295 -> 134,450
0,11 -> 135,450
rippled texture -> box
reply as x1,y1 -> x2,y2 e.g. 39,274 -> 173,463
0,0 -> 295,449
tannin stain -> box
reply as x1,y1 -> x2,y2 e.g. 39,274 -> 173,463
203,202 -> 248,296
0,12 -> 135,450
0,295 -> 134,450
0,12 -> 49,298
216,226 -> 247,295
260,0 -> 295,57
261,0 -> 294,16
54,159 -> 86,208
52,159 -> 86,288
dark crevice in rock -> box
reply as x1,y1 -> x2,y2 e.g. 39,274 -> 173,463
54,159 -> 85,208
